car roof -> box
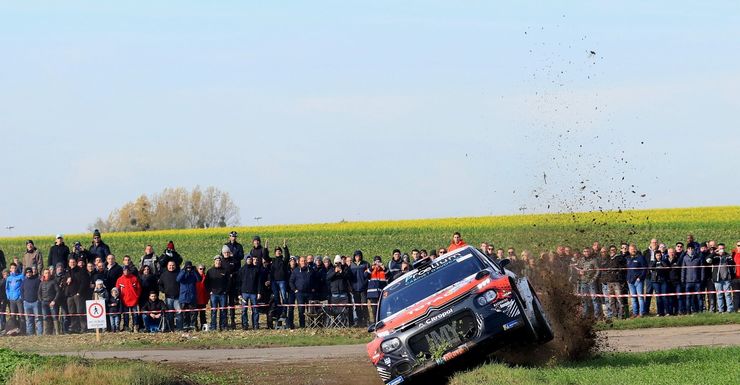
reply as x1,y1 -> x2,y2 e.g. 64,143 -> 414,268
385,245 -> 481,290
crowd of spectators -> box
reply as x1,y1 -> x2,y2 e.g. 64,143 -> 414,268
0,230 -> 737,336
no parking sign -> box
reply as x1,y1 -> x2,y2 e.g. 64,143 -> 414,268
86,300 -> 107,329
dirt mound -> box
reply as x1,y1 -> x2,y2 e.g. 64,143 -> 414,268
495,263 -> 600,366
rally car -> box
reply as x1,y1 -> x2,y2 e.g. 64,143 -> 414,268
366,245 -> 553,384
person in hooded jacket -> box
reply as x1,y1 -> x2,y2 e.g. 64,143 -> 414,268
176,261 -> 200,331
238,256 -> 263,329
448,232 -> 468,252
367,256 -> 387,323
89,229 -> 111,262
48,235 -> 70,270
349,250 -> 370,327
158,241 -> 183,273
249,236 -> 269,264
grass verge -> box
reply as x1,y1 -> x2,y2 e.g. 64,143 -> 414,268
594,312 -> 740,331
450,346 -> 740,385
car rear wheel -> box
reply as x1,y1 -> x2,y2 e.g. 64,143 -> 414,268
530,288 -> 554,343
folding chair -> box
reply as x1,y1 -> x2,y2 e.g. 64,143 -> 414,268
305,300 -> 325,328
323,296 -> 349,328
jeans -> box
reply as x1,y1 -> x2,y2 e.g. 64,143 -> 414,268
286,291 -> 296,328
295,292 -> 310,328
714,281 -> 734,313
122,305 -> 138,331
40,300 -> 57,334
241,293 -> 259,329
643,277 -> 653,314
652,281 -> 668,316
667,282 -> 682,315
684,282 -> 702,313
143,314 -> 161,332
700,279 -> 716,312
602,282 -> 624,319
180,303 -> 195,330
0,300 -> 6,330
226,290 -> 239,329
628,280 -> 645,316
165,298 -> 181,331
66,295 -> 85,333
272,281 -> 288,317
23,301 -> 42,335
579,282 -> 600,318
109,314 -> 121,331
210,294 -> 227,330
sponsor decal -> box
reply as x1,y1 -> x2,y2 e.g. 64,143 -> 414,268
502,319 -> 520,331
441,345 -> 469,362
419,308 -> 454,327
384,357 -> 392,366
388,376 -> 405,385
425,323 -> 462,348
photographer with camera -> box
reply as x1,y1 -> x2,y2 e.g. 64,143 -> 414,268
367,256 -> 387,324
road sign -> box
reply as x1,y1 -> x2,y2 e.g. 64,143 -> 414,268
86,300 -> 107,329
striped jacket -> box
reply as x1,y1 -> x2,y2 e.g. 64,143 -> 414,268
367,266 -> 387,300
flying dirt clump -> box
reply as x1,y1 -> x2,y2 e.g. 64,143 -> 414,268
494,261 -> 600,366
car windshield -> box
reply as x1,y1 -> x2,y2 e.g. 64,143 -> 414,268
378,248 -> 486,320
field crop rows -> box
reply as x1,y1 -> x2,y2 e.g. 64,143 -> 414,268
0,206 -> 738,268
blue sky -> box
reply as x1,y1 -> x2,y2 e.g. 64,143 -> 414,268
1,1 -> 738,236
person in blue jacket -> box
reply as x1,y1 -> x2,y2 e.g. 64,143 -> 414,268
176,261 -> 201,331
349,250 -> 371,327
681,244 -> 704,314
5,263 -> 25,328
625,244 -> 648,317
289,256 -> 314,328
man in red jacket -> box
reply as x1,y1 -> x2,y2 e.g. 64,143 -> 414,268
448,232 -> 468,252
116,266 -> 141,332
732,241 -> 740,312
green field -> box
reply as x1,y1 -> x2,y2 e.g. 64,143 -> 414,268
0,206 -> 738,267
450,346 -> 740,385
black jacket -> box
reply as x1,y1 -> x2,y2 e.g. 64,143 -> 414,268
141,298 -> 167,314
158,269 -> 180,299
89,241 -> 111,261
48,243 -> 70,268
649,258 -> 669,283
225,241 -> 245,261
105,263 -> 123,290
71,249 -> 92,265
204,266 -> 229,295
158,250 -> 183,272
289,266 -> 314,293
221,257 -> 240,293
139,273 -> 159,304
238,264 -> 263,294
327,266 -> 351,295
665,257 -> 682,283
21,275 -> 41,302
38,279 -> 58,302
270,247 -> 290,282
249,246 -> 269,263
601,254 -> 627,283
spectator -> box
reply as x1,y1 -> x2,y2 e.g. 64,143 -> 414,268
195,264 -> 208,330
89,229 -> 111,262
93,279 -> 109,302
648,250 -> 669,316
225,231 -> 245,263
121,255 -> 139,277
0,269 -> 7,331
257,256 -> 276,327
349,250 -> 370,327
176,261 -> 200,331
6,263 -> 24,330
733,241 -> 740,312
38,269 -> 58,335
367,256 -> 387,324
220,245 -> 240,330
439,248 -> 448,257
238,256 -> 263,330
204,256 -> 229,331
270,242 -> 290,320
600,245 -> 626,320
665,248 -> 683,315
116,266 -> 141,332
686,234 -> 701,253
90,261 -> 106,290
386,250 -> 402,281
158,261 -> 181,331
709,244 -> 735,313
448,232 -> 467,252
249,236 -> 269,265
700,243 -> 717,312
63,256 -> 89,333
626,244 -> 647,318
141,291 -> 167,332
289,256 -> 314,328
577,248 -> 600,318
284,257 -> 297,329
643,238 -> 659,313
138,265 -> 158,307
105,254 -> 123,291
313,256 -> 329,301
318,257 -> 332,300
21,267 -> 42,335
158,241 -> 183,272
51,263 -> 68,333
108,287 -> 121,332
411,249 -> 421,262
139,245 -> 159,276
48,235 -> 70,270
681,244 -> 704,314
70,242 -> 92,266
0,249 -> 5,273
23,240 -> 43,273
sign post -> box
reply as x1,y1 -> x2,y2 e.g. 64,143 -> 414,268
86,299 -> 107,342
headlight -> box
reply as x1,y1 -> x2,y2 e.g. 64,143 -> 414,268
381,338 -> 401,353
476,290 -> 497,306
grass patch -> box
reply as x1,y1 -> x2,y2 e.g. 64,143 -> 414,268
450,346 -> 740,385
0,328 -> 372,353
595,312 -> 740,331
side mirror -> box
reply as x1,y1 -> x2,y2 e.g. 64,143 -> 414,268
368,321 -> 384,333
499,258 -> 510,269
475,270 -> 491,280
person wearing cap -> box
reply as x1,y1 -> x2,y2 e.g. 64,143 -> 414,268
225,231 -> 245,263
48,235 -> 70,270
270,240 -> 291,320
38,269 -> 59,335
116,265 -> 142,332
5,263 -> 25,329
249,236 -> 269,263
158,241 -> 183,273
176,261 -> 201,331
220,244 -> 240,329
349,250 -> 370,327
23,240 -> 43,274
327,255 -> 351,303
21,267 -> 43,335
205,256 -> 229,331
158,260 -> 181,331
367,256 -> 387,323
89,229 -> 111,262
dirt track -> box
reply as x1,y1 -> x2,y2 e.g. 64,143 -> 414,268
50,324 -> 740,385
